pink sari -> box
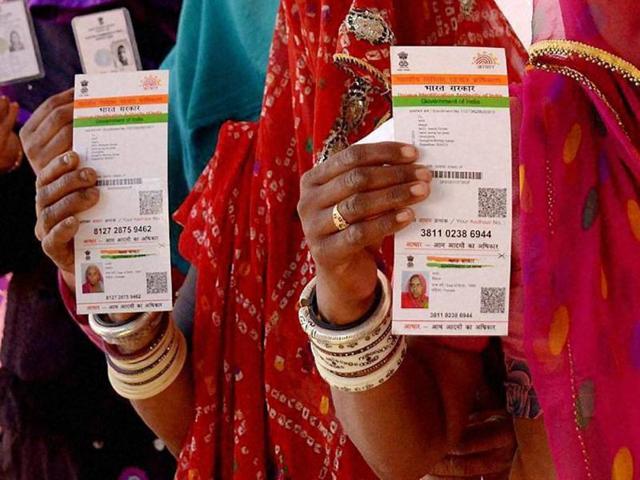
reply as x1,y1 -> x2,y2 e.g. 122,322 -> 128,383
520,1 -> 640,478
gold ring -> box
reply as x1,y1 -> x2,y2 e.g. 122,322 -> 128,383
332,204 -> 350,231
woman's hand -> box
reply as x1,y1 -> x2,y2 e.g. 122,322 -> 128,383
20,88 -> 74,174
35,151 -> 99,289
298,142 -> 431,324
0,96 -> 21,172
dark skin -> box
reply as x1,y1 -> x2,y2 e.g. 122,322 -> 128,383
33,143 -> 513,476
298,142 -> 514,479
0,97 -> 21,173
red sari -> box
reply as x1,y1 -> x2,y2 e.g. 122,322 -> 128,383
174,1 -> 527,478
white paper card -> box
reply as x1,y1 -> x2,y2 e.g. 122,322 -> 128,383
391,46 -> 512,336
72,8 -> 141,74
73,71 -> 172,314
0,0 -> 43,86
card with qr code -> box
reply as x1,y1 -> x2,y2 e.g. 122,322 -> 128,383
389,46 -> 512,336
72,70 -> 172,314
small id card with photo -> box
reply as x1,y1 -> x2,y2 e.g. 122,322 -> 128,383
0,0 -> 44,86
391,46 -> 513,337
72,8 -> 142,74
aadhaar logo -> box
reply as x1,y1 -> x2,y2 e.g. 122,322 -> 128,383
473,51 -> 499,69
141,74 -> 162,91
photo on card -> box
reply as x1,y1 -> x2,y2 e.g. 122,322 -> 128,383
400,271 -> 430,309
8,29 -> 24,52
81,263 -> 105,294
111,39 -> 133,69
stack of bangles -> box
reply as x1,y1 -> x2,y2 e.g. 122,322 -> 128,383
89,311 -> 187,400
298,270 -> 407,393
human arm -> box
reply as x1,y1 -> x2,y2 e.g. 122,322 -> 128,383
298,142 -> 512,479
34,151 -> 195,458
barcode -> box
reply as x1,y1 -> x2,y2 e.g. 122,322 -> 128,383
97,177 -> 143,187
480,287 -> 506,314
433,170 -> 483,180
146,272 -> 168,295
139,190 -> 163,215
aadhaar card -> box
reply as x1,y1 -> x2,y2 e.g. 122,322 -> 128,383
73,71 -> 172,315
391,47 -> 512,336
0,0 -> 44,86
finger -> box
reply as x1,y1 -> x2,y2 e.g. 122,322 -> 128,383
315,181 -> 429,235
302,142 -> 419,186
0,97 -> 8,120
0,101 -> 17,143
36,167 -> 97,210
311,164 -> 431,208
36,123 -> 74,172
454,417 -> 514,455
22,88 -> 74,134
36,187 -> 99,239
427,447 -> 514,478
23,102 -> 73,154
36,152 -> 79,188
41,216 -> 79,271
313,209 -> 415,265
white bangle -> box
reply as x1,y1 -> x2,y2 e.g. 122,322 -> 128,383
315,337 -> 407,393
106,320 -> 187,400
298,269 -> 391,346
299,270 -> 406,393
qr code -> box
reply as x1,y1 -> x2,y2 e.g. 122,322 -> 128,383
139,190 -> 163,215
478,188 -> 507,218
146,272 -> 168,295
480,287 -> 507,314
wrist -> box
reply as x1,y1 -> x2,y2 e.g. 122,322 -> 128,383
61,269 -> 76,293
315,268 -> 378,326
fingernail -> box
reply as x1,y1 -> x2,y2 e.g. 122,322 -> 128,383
64,217 -> 76,227
396,210 -> 413,223
415,168 -> 431,181
80,169 -> 92,181
410,182 -> 429,196
401,145 -> 417,158
62,153 -> 72,165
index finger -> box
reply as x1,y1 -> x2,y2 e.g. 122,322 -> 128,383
22,88 -> 74,134
37,151 -> 79,188
304,142 -> 418,186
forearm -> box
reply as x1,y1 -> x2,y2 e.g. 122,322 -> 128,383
332,352 -> 446,480
131,358 -> 194,457
331,339 -> 482,480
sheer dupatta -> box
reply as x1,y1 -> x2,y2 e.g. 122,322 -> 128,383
521,1 -> 640,478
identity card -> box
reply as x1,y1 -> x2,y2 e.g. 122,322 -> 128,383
391,47 -> 512,336
73,70 -> 172,314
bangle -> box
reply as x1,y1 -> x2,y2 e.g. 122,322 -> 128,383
299,269 -> 392,346
103,314 -> 170,361
299,270 -> 407,393
107,319 -> 187,400
315,338 -> 407,393
89,311 -> 164,352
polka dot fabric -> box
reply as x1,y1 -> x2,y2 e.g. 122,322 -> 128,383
521,1 -> 640,478
173,1 -> 527,478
